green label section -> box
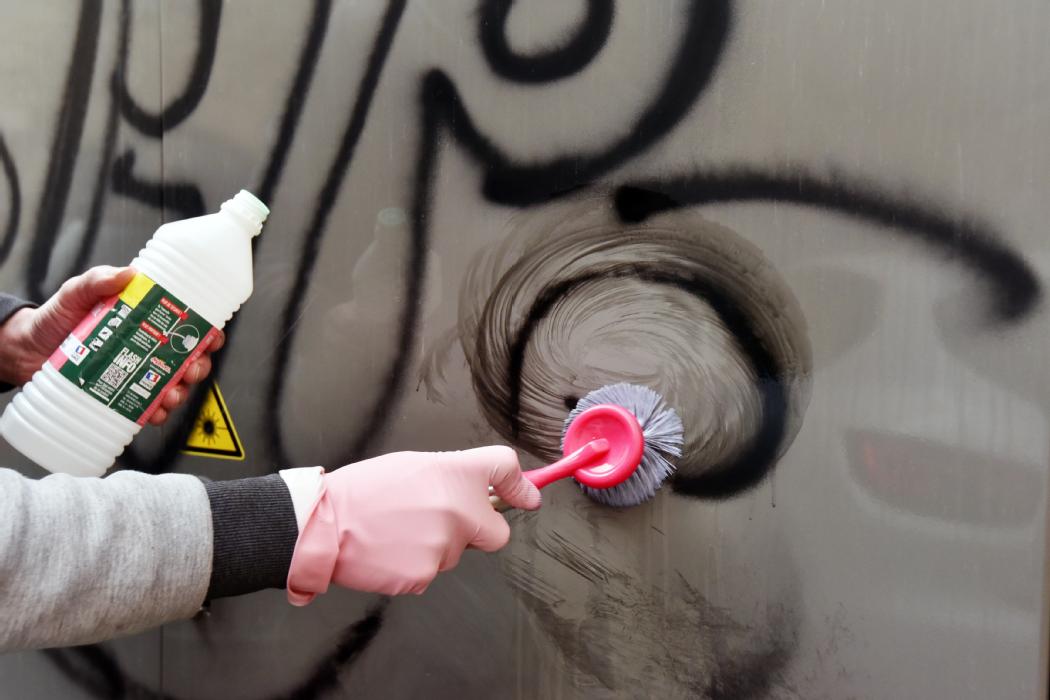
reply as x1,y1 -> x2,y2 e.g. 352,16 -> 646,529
56,274 -> 215,423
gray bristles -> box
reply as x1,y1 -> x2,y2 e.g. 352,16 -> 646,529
562,383 -> 684,508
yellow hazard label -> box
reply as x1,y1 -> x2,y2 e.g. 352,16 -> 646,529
118,273 -> 155,308
183,382 -> 245,461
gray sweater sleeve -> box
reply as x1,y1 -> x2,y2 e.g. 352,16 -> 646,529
0,468 -> 300,652
0,468 -> 213,651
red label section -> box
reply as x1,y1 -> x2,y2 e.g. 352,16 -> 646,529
47,294 -> 120,371
137,327 -> 222,426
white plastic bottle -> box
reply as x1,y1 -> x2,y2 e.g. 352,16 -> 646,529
0,190 -> 268,477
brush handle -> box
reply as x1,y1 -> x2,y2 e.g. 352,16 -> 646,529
488,439 -> 610,512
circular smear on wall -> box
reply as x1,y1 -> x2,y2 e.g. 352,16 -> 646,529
456,193 -> 811,499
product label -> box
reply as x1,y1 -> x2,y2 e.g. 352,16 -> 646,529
48,273 -> 220,425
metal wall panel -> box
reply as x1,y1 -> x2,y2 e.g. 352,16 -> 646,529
0,2 -> 1047,697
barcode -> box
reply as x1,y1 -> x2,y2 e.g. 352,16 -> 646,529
99,364 -> 128,389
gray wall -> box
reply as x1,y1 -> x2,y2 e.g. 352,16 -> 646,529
0,1 -> 1048,698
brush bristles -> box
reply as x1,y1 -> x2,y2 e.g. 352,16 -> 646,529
563,383 -> 684,507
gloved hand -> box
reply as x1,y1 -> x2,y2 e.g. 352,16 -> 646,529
286,446 -> 541,604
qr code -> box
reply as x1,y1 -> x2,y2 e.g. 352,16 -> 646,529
99,364 -> 128,389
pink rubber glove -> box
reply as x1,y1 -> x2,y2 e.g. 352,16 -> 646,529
286,446 -> 541,604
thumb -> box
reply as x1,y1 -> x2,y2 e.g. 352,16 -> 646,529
30,267 -> 136,353
435,445 -> 542,511
56,266 -> 135,314
483,445 -> 542,511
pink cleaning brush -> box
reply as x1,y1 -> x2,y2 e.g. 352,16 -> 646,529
491,383 -> 683,510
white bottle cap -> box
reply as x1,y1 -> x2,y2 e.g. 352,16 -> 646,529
222,190 -> 269,236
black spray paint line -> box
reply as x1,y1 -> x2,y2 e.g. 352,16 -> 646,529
27,0 -> 103,302
478,0 -> 614,84
111,149 -> 206,219
107,0 -> 220,220
115,0 -> 223,138
65,0 -> 134,282
116,0 -> 336,476
615,167 -> 1041,322
479,0 -> 730,206
255,0 -> 334,205
266,0 -> 407,465
44,644 -> 176,700
43,601 -> 388,700
38,2 -> 202,688
100,0 -> 219,275
322,73 -> 443,462
314,0 -> 730,462
273,600 -> 388,700
0,134 -> 21,266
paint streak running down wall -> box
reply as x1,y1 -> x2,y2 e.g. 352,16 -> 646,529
425,194 -> 811,499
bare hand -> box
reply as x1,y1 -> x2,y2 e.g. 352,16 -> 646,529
0,266 -> 224,426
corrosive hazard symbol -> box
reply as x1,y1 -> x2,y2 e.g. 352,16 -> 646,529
183,382 -> 244,460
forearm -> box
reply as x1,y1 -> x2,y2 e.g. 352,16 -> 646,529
0,468 -> 300,652
0,468 -> 213,651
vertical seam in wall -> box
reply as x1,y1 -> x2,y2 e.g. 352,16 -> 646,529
157,0 -> 166,221
156,6 -> 167,692
1039,463 -> 1050,699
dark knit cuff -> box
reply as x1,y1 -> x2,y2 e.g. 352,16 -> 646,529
0,294 -> 36,393
204,473 -> 299,599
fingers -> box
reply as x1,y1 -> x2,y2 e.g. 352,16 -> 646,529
182,356 -> 212,385
207,330 -> 225,353
426,446 -> 539,556
469,509 -> 513,553
145,340 -> 216,428
148,381 -> 196,426
162,385 -> 186,411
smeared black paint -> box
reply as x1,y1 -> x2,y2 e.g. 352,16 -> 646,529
266,0 -> 407,465
478,0 -> 614,83
115,0 -> 222,138
0,134 -> 21,266
504,264 -> 787,499
27,0 -> 102,301
616,168 -> 1041,322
